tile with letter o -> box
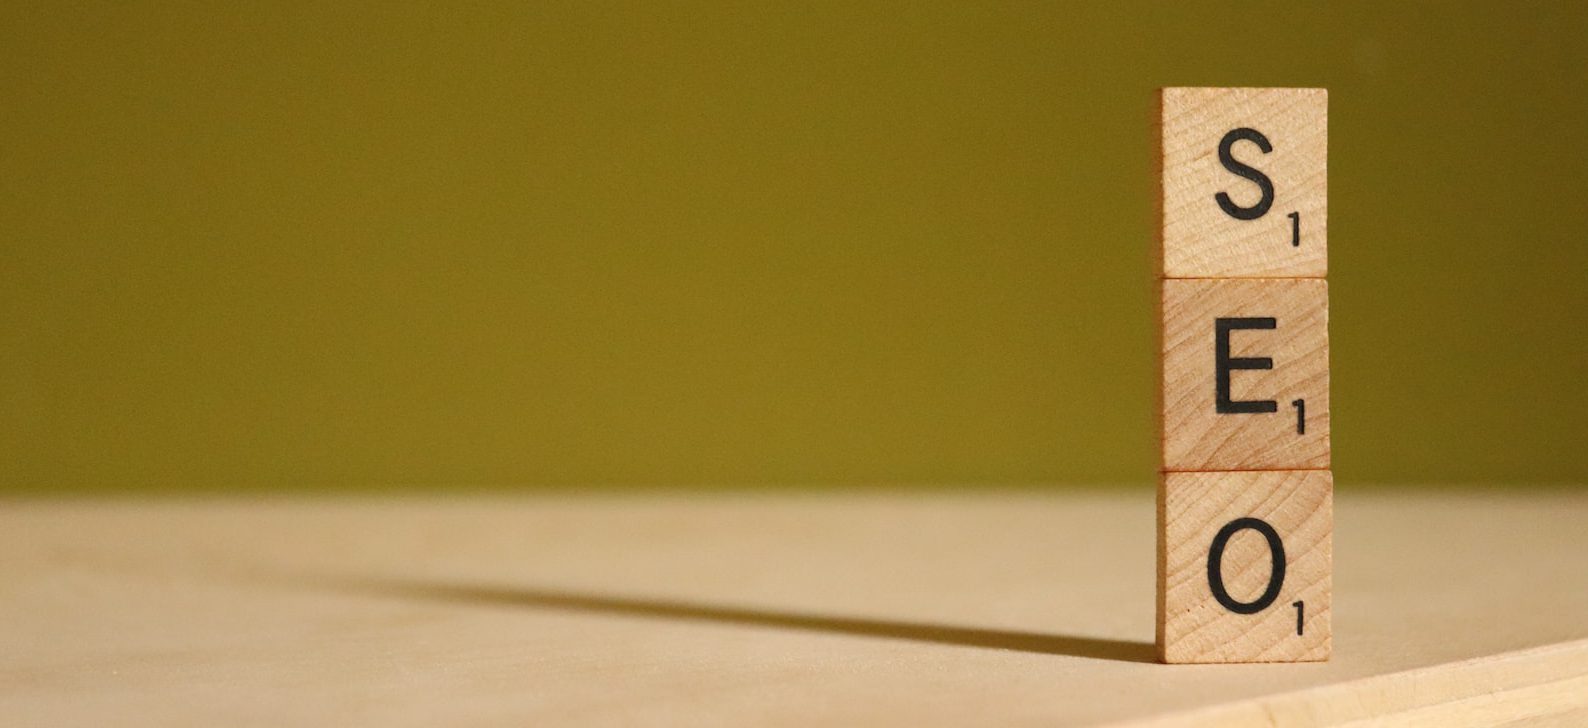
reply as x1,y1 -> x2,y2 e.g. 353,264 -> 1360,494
1158,469 -> 1332,663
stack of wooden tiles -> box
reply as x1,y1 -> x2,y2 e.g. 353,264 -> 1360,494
1156,87 -> 1331,664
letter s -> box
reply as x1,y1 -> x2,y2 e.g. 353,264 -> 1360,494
1215,127 -> 1275,220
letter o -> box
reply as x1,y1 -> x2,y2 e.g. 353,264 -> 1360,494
1206,516 -> 1286,614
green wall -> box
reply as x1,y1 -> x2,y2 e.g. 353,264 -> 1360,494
4,2 -> 1584,492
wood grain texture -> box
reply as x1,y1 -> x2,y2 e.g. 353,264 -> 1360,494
1160,87 -> 1327,278
1161,278 -> 1329,471
1,489 -> 1584,726
1158,470 -> 1332,664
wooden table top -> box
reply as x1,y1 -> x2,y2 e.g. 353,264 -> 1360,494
3,488 -> 1585,726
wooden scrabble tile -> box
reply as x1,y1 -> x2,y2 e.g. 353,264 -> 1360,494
1161,278 -> 1328,471
1158,469 -> 1332,663
1160,87 -> 1327,278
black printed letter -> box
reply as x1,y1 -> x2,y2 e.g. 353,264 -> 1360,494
1208,517 -> 1287,615
1215,127 -> 1275,220
1215,317 -> 1278,414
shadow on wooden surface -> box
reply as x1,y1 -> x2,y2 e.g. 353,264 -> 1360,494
323,576 -> 1156,664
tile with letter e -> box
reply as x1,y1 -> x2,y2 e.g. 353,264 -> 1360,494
1160,87 -> 1327,278
1158,469 -> 1332,663
1161,278 -> 1328,471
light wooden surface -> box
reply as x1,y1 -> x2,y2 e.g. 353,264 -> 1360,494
1159,87 -> 1328,278
1160,278 -> 1330,471
3,488 -> 1584,726
1159,470 -> 1331,663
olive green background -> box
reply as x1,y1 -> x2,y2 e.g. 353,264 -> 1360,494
3,2 -> 1584,493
